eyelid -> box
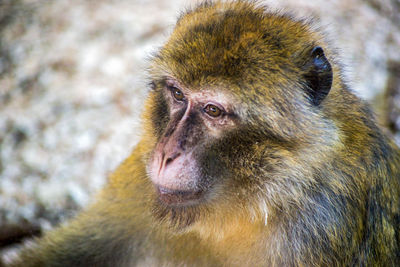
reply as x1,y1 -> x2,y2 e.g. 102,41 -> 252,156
165,79 -> 181,91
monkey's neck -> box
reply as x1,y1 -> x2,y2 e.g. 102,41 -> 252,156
187,207 -> 268,252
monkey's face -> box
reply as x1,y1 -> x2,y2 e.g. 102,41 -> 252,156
142,1 -> 337,228
146,78 -> 238,208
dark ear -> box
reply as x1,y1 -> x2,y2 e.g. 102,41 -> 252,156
302,46 -> 333,106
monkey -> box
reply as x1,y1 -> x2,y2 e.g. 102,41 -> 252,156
9,1 -> 400,266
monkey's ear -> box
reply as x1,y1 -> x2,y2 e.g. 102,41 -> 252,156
302,46 -> 333,106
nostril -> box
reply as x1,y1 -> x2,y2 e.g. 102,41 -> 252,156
165,153 -> 181,166
165,158 -> 173,165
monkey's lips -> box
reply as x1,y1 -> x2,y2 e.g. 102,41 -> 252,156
156,186 -> 204,206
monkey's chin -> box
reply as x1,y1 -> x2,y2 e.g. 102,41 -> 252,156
156,185 -> 204,207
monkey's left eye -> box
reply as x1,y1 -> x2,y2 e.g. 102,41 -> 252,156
204,104 -> 222,117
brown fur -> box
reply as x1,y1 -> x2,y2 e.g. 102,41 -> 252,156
10,1 -> 400,266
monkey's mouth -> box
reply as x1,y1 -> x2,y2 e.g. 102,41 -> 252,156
156,186 -> 204,206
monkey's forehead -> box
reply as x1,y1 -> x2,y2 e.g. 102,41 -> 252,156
152,1 -> 325,93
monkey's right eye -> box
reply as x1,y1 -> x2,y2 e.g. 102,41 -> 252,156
171,88 -> 185,101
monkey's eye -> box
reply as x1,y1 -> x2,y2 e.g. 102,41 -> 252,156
204,104 -> 222,117
171,87 -> 185,101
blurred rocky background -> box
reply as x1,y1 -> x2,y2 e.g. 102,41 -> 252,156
0,0 -> 399,263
